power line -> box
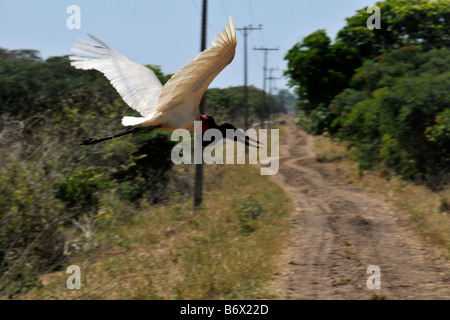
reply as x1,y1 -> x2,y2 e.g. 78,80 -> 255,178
266,67 -> 279,93
247,0 -> 256,25
219,0 -> 230,18
237,24 -> 262,131
253,46 -> 279,127
253,47 -> 278,92
266,67 -> 280,124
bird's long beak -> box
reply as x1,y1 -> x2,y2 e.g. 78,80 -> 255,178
235,130 -> 263,149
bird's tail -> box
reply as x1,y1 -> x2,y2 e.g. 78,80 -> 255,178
121,116 -> 146,126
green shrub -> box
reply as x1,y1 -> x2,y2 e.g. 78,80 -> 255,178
232,196 -> 263,234
0,162 -> 66,297
331,48 -> 450,185
55,167 -> 112,213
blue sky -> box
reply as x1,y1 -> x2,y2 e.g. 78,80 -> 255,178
0,0 -> 376,91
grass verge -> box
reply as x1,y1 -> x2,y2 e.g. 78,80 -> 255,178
16,160 -> 291,300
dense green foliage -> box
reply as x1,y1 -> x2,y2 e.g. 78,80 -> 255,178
206,86 -> 290,127
284,0 -> 450,185
332,47 -> 450,183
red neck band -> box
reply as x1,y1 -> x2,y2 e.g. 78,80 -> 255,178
199,115 -> 208,133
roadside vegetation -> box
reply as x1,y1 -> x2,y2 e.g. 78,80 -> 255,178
15,162 -> 291,300
0,47 -> 291,298
285,0 -> 450,188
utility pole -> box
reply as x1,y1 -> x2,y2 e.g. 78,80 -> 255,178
236,24 -> 262,131
194,0 -> 207,209
253,46 -> 278,127
266,67 -> 279,125
268,75 -> 282,119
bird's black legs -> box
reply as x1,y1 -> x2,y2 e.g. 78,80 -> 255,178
80,125 -> 159,145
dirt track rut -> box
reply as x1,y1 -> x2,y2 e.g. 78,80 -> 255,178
272,119 -> 449,299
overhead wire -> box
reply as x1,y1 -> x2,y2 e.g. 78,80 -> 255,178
219,0 -> 230,18
247,0 -> 255,25
189,0 -> 220,34
248,0 -> 266,46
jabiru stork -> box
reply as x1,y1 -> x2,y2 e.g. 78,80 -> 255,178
70,17 -> 260,148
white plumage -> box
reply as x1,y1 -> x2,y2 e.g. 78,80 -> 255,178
70,17 -> 237,131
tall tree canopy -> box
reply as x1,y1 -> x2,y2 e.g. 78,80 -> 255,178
285,0 -> 450,120
284,0 -> 450,185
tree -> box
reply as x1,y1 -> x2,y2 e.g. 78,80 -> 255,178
337,0 -> 450,57
331,47 -> 450,184
284,0 -> 450,135
206,85 -> 265,127
284,30 -> 360,133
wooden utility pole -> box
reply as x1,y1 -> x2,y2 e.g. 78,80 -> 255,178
266,67 -> 279,125
236,25 -> 262,131
194,0 -> 207,209
253,46 -> 278,127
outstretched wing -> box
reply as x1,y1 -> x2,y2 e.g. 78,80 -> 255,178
155,16 -> 237,113
69,34 -> 163,117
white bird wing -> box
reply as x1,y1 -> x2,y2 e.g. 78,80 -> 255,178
155,16 -> 237,114
69,34 -> 163,117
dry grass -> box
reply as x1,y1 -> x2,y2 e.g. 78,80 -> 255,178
314,134 -> 348,163
314,135 -> 450,257
17,161 -> 291,300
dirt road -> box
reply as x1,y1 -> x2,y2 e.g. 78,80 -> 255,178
271,119 -> 449,299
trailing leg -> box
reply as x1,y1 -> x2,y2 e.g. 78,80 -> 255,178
80,125 -> 159,145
